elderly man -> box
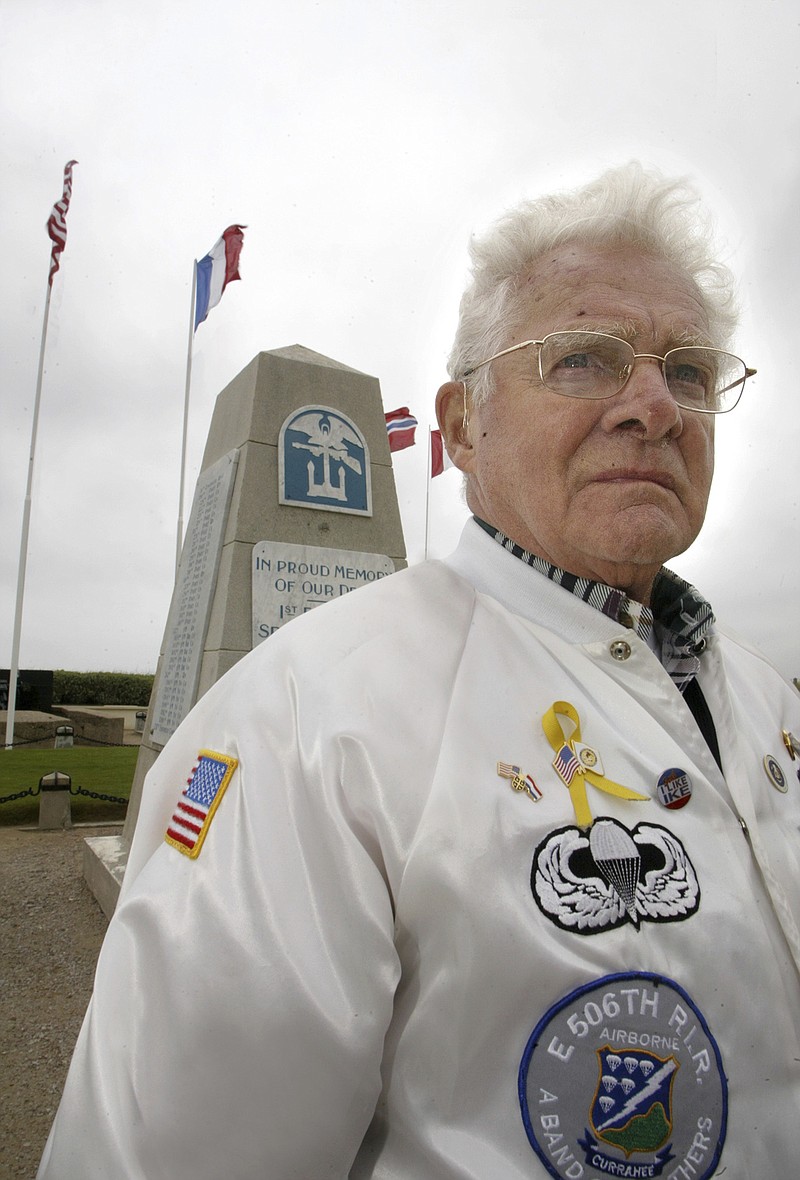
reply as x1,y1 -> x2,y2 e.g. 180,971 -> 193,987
40,165 -> 800,1179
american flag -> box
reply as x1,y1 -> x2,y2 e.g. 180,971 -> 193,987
46,161 -> 78,288
165,752 -> 237,858
497,761 -> 522,780
552,743 -> 582,787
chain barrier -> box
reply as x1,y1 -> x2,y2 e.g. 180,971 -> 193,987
69,734 -> 131,748
2,733 -> 130,749
0,785 -> 42,805
0,782 -> 129,807
2,734 -> 64,749
69,784 -> 129,805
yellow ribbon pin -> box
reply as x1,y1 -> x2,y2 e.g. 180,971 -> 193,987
542,701 -> 649,829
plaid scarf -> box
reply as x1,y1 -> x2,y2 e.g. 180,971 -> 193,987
474,517 -> 715,693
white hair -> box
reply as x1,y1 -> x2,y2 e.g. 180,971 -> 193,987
448,162 -> 739,404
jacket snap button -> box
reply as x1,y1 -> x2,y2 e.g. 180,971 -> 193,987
609,639 -> 632,661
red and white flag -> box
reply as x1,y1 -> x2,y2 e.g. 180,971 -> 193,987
430,428 -> 455,477
385,407 -> 418,452
47,160 -> 78,288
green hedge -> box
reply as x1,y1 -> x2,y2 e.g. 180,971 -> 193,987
53,671 -> 154,706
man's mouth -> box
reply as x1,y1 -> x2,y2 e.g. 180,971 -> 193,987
592,468 -> 676,491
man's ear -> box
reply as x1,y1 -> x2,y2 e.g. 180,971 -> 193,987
435,381 -> 476,473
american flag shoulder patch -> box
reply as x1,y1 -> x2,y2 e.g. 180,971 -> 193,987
165,750 -> 238,859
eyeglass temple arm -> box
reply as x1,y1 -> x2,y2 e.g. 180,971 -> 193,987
719,367 -> 757,395
461,339 -> 540,378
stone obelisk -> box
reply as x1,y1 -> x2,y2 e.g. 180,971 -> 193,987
84,345 -> 406,915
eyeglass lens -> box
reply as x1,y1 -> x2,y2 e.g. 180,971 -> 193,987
538,332 -> 746,412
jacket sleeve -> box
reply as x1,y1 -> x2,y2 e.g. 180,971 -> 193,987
38,652 -> 401,1180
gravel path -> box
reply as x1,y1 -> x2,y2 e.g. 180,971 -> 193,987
0,825 -> 115,1179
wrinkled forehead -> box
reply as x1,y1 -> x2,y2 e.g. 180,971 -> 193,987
510,242 -> 713,348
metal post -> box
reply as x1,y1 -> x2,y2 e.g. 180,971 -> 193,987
176,261 -> 198,578
6,279 -> 53,750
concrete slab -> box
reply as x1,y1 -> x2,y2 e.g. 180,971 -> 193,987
83,834 -> 129,919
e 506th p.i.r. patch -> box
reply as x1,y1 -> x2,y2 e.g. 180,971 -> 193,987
165,751 -> 238,858
518,972 -> 727,1180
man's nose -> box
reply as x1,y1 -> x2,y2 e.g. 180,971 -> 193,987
602,355 -> 683,439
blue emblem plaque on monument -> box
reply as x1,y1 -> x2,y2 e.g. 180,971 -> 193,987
279,405 -> 372,516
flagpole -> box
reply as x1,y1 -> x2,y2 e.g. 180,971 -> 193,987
424,428 -> 432,561
176,261 -> 197,578
5,278 -> 54,750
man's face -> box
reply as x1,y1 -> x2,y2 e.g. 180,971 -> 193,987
439,243 -> 716,603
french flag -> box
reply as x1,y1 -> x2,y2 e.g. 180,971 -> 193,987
194,224 -> 246,330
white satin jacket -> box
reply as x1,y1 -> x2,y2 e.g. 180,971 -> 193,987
39,521 -> 800,1179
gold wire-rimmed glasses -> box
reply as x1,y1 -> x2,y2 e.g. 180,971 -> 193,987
461,330 -> 756,414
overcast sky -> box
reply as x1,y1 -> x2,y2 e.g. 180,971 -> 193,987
2,0 -> 799,680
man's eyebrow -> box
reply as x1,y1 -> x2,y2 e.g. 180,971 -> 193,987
668,326 -> 716,348
565,320 -> 715,349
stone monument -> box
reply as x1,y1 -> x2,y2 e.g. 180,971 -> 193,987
84,345 -> 406,916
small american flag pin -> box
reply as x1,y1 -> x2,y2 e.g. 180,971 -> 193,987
497,761 -> 543,802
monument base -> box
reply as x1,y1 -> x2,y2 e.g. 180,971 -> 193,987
83,835 -> 129,920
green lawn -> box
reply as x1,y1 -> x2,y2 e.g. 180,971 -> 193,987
0,746 -> 138,825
